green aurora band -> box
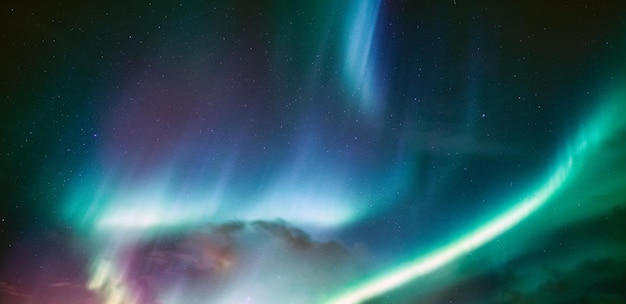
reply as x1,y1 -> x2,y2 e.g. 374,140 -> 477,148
325,88 -> 626,304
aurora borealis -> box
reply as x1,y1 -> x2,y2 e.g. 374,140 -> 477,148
2,1 -> 626,303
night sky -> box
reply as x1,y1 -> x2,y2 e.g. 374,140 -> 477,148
1,1 -> 626,303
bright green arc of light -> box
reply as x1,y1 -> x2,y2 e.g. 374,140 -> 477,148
326,155 -> 574,304
327,85 -> 626,303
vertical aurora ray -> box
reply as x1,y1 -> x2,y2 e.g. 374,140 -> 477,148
55,3 -> 414,301
87,257 -> 137,304
343,0 -> 383,114
3,2 -> 625,303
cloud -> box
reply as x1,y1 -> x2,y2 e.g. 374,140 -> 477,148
487,205 -> 626,303
50,281 -> 85,288
99,219 -> 364,304
0,281 -> 29,298
387,204 -> 626,304
0,231 -> 100,304
495,257 -> 626,304
0,278 -> 99,304
252,219 -> 348,254
392,257 -> 626,304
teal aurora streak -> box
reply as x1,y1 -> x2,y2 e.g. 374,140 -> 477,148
325,89 -> 625,304
2,2 -> 625,303
51,2 -> 626,302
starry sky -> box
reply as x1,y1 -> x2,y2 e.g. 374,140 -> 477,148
1,1 -> 626,303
